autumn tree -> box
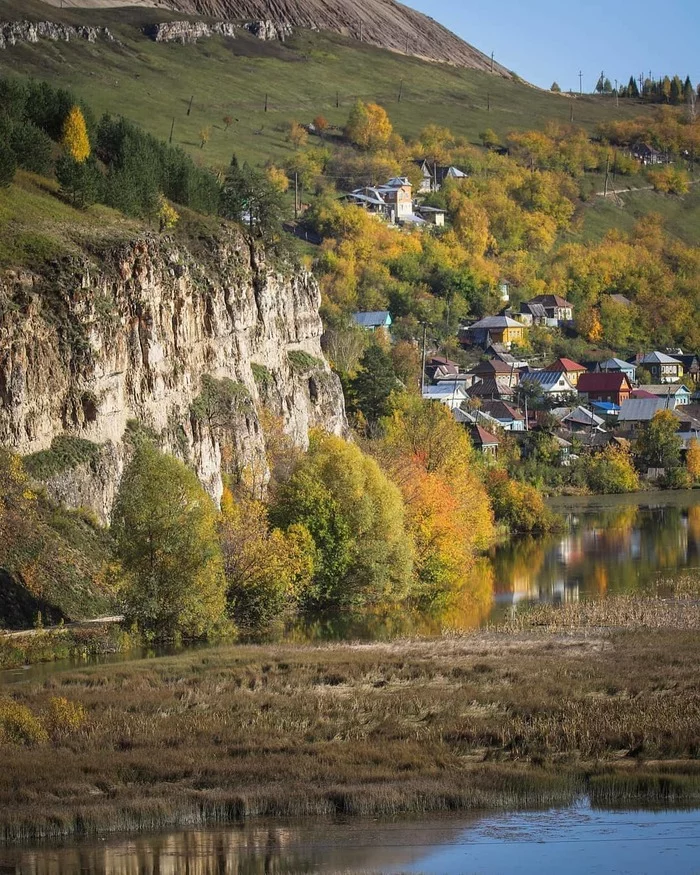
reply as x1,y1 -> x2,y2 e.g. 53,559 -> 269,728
60,106 -> 90,163
199,126 -> 211,148
111,442 -> 227,640
345,101 -> 393,151
287,120 -> 308,149
157,195 -> 179,232
635,410 -> 683,473
266,165 -> 290,192
270,432 -> 412,610
582,446 -> 640,493
687,438 -> 700,482
313,115 -> 329,137
219,489 -> 314,634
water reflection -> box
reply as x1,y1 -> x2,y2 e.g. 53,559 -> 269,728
490,491 -> 700,614
3,804 -> 700,875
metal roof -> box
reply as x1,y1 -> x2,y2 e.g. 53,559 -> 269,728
467,315 -> 523,330
618,398 -> 667,422
520,371 -> 575,390
352,311 -> 391,327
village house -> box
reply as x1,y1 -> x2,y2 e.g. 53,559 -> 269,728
544,357 -> 587,387
425,354 -> 459,382
466,359 -> 521,385
668,353 -> 700,384
468,376 -> 517,401
345,177 -> 421,225
520,370 -> 577,402
422,382 -> 469,410
477,400 -> 526,431
631,351 -> 684,383
553,405 -> 606,433
596,357 -> 637,383
459,315 -> 526,350
518,301 -> 548,326
577,372 -> 632,407
469,424 -> 500,456
630,143 -> 669,166
525,294 -> 574,325
617,397 -> 670,426
414,205 -> 446,227
635,384 -> 692,408
353,310 -> 392,331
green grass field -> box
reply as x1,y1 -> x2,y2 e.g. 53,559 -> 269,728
0,0 -> 655,170
571,182 -> 700,245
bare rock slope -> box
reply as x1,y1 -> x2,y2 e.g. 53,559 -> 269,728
43,0 -> 512,75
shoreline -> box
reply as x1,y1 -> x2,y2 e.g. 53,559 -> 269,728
1,612 -> 700,844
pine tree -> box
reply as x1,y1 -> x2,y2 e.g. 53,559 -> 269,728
627,76 -> 640,98
60,106 -> 90,163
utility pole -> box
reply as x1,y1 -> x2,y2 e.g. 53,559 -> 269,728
294,172 -> 298,220
187,94 -> 194,116
420,323 -> 428,394
169,117 -> 175,144
604,155 -> 610,197
578,70 -> 583,95
570,99 -> 574,123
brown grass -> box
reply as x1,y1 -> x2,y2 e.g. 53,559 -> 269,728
1,617 -> 699,842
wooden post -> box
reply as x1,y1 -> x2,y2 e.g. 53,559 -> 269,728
169,117 -> 175,144
604,155 -> 610,197
570,100 -> 574,123
294,173 -> 298,220
187,95 -> 194,116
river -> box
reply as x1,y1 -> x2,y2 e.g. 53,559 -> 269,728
1,801 -> 700,874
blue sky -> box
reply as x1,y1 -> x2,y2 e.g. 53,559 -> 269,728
404,0 -> 699,90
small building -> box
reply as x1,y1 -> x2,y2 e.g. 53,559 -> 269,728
478,400 -> 526,431
636,384 -> 692,408
468,376 -> 517,401
353,311 -> 392,331
617,397 -> 668,425
631,352 -> 684,384
596,357 -> 637,383
414,205 -> 446,227
377,177 -> 414,221
426,355 -> 459,382
459,316 -> 526,350
415,159 -> 434,194
577,372 -> 632,407
525,294 -> 574,325
670,354 -> 700,383
422,383 -> 469,410
630,143 -> 668,165
469,424 -> 500,456
554,405 -> 606,433
520,370 -> 577,401
544,357 -> 587,387
467,359 -> 521,385
518,301 -> 548,326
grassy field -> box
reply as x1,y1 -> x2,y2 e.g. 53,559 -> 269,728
0,0 -> 654,170
571,182 -> 700,245
1,596 -> 699,842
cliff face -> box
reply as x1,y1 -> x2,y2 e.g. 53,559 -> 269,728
0,230 -> 346,521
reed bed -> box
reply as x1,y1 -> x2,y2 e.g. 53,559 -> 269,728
1,610 -> 699,842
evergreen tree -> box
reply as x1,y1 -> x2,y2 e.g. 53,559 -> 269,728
55,155 -> 100,209
349,344 -> 399,425
0,138 -> 16,188
670,75 -> 683,105
10,121 -> 53,175
627,76 -> 640,98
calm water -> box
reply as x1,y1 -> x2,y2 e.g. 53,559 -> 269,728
2,802 -> 700,874
2,491 -> 699,686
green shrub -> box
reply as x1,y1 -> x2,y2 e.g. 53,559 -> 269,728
287,350 -> 323,372
24,436 -> 101,481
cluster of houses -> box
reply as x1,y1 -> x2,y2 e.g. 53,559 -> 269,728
419,345 -> 700,467
343,164 -> 464,229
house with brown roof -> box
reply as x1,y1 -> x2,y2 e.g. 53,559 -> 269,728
544,357 -> 587,387
526,294 -> 574,325
468,377 -> 517,401
478,400 -> 526,431
577,372 -> 632,406
469,424 -> 500,456
467,359 -> 521,385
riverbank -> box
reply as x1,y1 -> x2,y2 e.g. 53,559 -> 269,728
1,599 -> 700,843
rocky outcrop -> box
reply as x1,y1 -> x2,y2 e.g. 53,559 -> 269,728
146,20 -> 238,44
0,231 -> 346,522
161,0 -> 513,75
245,20 -> 292,40
0,20 -> 115,50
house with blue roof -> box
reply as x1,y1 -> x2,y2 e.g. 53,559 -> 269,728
596,357 -> 637,383
353,311 -> 392,331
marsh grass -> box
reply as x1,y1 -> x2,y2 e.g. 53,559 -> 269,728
0,619 -> 699,842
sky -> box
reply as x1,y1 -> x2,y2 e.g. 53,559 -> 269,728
403,0 -> 700,91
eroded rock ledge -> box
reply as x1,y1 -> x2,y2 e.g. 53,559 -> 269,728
0,20 -> 115,50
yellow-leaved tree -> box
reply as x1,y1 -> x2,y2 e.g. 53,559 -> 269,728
60,106 -> 90,163
687,438 -> 700,482
345,101 -> 393,151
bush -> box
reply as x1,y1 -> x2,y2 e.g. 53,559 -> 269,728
45,696 -> 86,736
581,446 -> 640,494
0,699 -> 48,745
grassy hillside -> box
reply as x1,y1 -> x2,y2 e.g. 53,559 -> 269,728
0,0 -> 654,170
572,183 -> 700,245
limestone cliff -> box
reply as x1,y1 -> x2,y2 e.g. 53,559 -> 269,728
0,230 -> 346,522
